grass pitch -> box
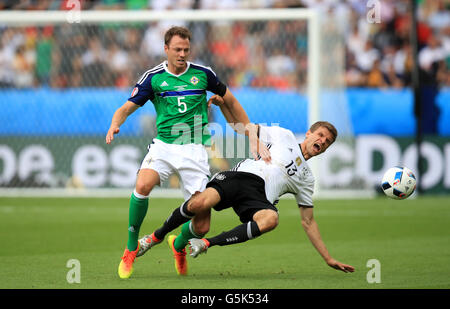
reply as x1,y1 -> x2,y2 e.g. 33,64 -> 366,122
0,195 -> 449,289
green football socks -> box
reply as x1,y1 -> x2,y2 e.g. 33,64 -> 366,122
127,192 -> 149,251
174,221 -> 202,252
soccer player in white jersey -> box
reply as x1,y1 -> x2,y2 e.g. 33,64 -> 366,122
106,26 -> 270,279
152,120 -> 355,274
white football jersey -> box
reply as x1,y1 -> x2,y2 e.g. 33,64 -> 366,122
233,125 -> 315,207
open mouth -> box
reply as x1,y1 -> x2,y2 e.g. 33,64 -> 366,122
313,143 -> 321,152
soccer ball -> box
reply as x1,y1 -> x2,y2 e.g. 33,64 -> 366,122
381,166 -> 417,200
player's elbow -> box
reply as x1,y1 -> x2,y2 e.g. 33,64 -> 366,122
122,101 -> 139,116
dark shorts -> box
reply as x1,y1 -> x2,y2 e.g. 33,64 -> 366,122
207,171 -> 278,223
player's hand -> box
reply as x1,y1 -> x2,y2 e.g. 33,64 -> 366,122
257,140 -> 271,163
249,138 -> 271,163
208,94 -> 224,108
106,126 -> 120,144
326,258 -> 355,273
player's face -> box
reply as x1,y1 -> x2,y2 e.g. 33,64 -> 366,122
304,126 -> 334,158
164,35 -> 190,73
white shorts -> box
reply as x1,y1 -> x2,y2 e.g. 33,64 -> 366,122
140,138 -> 210,200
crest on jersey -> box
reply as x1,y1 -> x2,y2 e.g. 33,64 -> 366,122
190,76 -> 199,85
214,173 -> 226,181
131,87 -> 139,97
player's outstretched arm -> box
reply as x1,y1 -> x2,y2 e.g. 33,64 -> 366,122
214,89 -> 271,163
208,94 -> 235,126
106,101 -> 140,144
210,90 -> 256,137
299,206 -> 355,273
208,91 -> 243,130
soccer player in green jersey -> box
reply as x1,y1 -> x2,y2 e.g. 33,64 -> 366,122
106,26 -> 270,279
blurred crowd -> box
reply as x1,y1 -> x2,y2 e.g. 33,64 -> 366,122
0,0 -> 448,90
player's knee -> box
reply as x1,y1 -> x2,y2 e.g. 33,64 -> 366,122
187,194 -> 209,213
255,210 -> 279,233
135,181 -> 154,196
135,170 -> 159,196
265,211 -> 279,231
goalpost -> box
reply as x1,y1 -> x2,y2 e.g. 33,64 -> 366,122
0,9 -> 369,198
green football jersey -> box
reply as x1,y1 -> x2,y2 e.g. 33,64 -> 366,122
128,61 -> 227,145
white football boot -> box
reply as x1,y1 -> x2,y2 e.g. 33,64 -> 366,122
136,233 -> 162,257
188,238 -> 209,258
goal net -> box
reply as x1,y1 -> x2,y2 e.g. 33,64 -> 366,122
0,9 -> 370,198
